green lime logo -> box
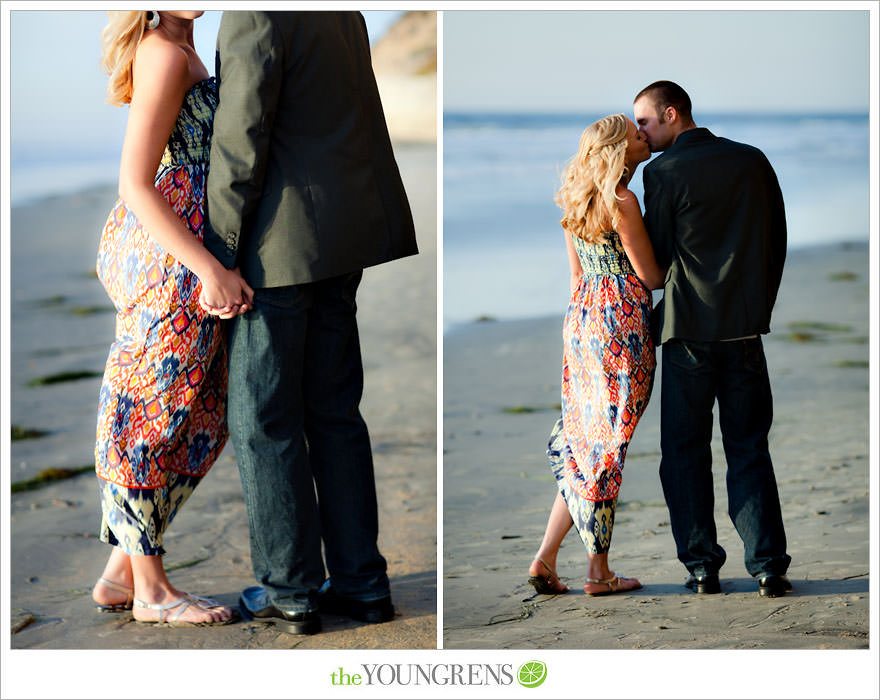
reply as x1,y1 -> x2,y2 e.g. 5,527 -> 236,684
517,660 -> 547,688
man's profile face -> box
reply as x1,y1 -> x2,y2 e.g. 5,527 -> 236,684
633,96 -> 676,153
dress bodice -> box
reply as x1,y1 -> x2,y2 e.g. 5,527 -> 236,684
160,77 -> 218,168
571,231 -> 635,278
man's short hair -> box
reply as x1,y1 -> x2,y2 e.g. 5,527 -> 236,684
635,81 -> 693,123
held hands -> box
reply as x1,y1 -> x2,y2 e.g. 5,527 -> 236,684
198,266 -> 254,319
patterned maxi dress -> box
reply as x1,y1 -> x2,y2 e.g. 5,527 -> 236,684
94,77 -> 228,556
547,231 -> 656,554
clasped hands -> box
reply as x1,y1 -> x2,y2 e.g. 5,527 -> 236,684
198,266 -> 255,320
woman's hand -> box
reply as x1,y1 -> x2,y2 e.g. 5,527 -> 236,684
198,266 -> 254,319
118,37 -> 248,313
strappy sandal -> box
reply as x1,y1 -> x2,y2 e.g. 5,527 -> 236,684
527,558 -> 569,594
584,573 -> 642,597
94,577 -> 134,613
133,593 -> 237,627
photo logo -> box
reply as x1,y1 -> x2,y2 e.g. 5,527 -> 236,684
329,663 -> 520,687
517,660 -> 547,689
328,662 -> 547,688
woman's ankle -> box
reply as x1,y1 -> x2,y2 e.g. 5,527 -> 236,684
100,548 -> 133,585
530,555 -> 556,574
585,554 -> 614,581
133,580 -> 181,603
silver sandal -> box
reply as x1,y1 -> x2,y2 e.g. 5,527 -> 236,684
527,558 -> 569,594
583,572 -> 643,597
94,577 -> 134,613
133,594 -> 236,627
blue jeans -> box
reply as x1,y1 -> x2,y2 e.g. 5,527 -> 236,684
659,337 -> 790,578
227,271 -> 389,612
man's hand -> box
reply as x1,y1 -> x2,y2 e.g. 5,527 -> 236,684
199,267 -> 254,319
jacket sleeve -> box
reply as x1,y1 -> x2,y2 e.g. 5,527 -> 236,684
642,163 -> 676,271
764,155 -> 787,312
204,11 -> 284,269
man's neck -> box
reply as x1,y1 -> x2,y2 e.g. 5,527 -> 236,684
670,123 -> 698,147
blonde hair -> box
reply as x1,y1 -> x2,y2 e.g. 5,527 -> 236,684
555,113 -> 629,243
100,11 -> 151,106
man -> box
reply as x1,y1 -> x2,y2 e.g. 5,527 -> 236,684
633,80 -> 791,598
203,11 -> 418,634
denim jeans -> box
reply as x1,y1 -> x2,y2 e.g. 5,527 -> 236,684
227,271 -> 389,612
659,337 -> 790,578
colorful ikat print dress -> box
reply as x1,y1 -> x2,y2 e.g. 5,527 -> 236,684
94,78 -> 228,556
547,231 -> 656,554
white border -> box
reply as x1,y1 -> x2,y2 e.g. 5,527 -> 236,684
2,1 -> 878,699
1,0 -> 14,686
868,0 -> 879,685
435,7 -> 446,653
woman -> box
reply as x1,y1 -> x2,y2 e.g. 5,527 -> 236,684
90,10 -> 252,626
528,114 -> 664,596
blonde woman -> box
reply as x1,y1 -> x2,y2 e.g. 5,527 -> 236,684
528,114 -> 665,596
90,10 -> 252,626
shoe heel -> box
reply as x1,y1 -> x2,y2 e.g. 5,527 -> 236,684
278,616 -> 322,635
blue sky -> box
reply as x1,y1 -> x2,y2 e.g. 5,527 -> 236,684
9,10 -> 404,159
9,8 -> 870,159
444,10 -> 870,114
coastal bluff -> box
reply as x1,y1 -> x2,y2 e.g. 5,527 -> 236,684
372,11 -> 436,143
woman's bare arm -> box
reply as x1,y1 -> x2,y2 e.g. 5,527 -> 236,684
564,230 -> 583,294
118,37 -> 253,314
615,187 -> 666,290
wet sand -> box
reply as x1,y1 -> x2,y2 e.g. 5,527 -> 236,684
443,241 -> 870,651
7,143 -> 437,651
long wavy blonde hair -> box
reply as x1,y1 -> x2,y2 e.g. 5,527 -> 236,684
100,11 -> 152,106
555,113 -> 629,243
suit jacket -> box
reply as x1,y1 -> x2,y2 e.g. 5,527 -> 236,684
204,11 -> 418,287
643,127 -> 787,344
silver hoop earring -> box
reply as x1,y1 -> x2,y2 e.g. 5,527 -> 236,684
146,11 -> 160,30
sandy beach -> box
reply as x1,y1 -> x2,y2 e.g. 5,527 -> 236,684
443,241 -> 869,650
8,142 -> 437,650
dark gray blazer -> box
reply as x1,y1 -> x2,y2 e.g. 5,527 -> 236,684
643,127 -> 787,344
205,11 -> 418,287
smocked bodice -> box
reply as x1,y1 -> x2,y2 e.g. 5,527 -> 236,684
159,77 -> 218,168
571,231 -> 635,277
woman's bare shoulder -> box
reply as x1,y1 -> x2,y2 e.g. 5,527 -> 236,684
132,33 -> 190,92
616,186 -> 640,210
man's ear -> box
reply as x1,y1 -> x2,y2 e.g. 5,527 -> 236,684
664,106 -> 677,124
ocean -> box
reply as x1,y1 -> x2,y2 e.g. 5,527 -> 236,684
10,129 -> 126,207
10,111 -> 871,331
443,112 -> 870,329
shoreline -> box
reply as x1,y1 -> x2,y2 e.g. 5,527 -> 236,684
10,139 -> 437,210
443,239 -> 870,334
